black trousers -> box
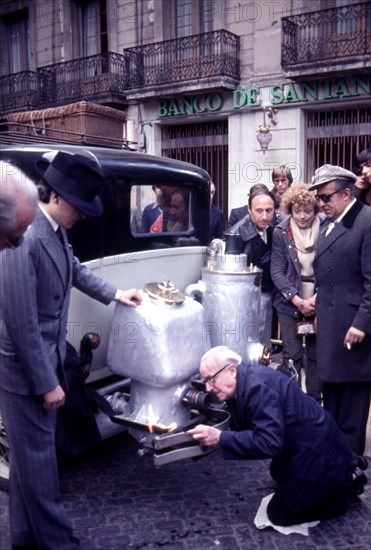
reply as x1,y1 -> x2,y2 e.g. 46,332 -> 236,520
322,381 -> 371,455
267,485 -> 349,527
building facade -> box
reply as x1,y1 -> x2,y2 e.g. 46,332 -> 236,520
0,0 -> 370,220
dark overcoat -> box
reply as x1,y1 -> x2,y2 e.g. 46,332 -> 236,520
209,204 -> 224,241
313,201 -> 371,383
219,362 -> 353,511
226,205 -> 248,230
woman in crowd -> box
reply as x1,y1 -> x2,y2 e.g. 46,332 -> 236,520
271,165 -> 293,223
271,183 -> 322,401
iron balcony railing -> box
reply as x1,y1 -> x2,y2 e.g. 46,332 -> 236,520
0,31 -> 240,115
123,29 -> 240,88
281,2 -> 371,69
38,52 -> 128,106
0,52 -> 128,114
0,71 -> 39,113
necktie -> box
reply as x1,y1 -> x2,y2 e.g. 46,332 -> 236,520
56,227 -> 68,268
56,226 -> 64,245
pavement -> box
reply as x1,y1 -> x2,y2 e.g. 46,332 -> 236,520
1,429 -> 370,550
1,352 -> 370,549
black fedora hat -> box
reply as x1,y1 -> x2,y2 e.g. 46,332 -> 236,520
36,151 -> 105,216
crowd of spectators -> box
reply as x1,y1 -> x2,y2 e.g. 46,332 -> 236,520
225,152 -> 371,457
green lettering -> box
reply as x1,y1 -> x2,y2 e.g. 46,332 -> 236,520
354,76 -> 370,95
167,100 -> 181,116
157,100 -> 169,117
205,93 -> 222,111
300,81 -> 318,101
179,97 -> 193,114
331,79 -> 352,98
320,79 -> 333,100
193,95 -> 206,113
284,83 -> 300,103
270,84 -> 284,105
246,87 -> 261,107
232,90 -> 247,109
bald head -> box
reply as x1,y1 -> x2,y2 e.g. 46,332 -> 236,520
0,161 -> 38,250
199,346 -> 241,401
201,346 -> 242,370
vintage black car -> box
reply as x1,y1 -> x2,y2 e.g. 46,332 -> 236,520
0,143 -> 211,260
0,140 -> 214,491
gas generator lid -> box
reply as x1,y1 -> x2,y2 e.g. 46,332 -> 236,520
143,281 -> 185,305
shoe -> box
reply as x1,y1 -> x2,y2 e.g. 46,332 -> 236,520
347,458 -> 368,499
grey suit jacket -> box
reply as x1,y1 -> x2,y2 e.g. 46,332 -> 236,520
0,208 -> 116,396
313,200 -> 371,382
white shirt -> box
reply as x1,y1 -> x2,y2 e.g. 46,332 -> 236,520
325,198 -> 356,236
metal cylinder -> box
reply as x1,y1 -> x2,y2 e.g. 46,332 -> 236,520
185,241 -> 263,362
224,232 -> 243,254
199,268 -> 261,361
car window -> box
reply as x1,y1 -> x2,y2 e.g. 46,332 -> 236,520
130,184 -> 192,236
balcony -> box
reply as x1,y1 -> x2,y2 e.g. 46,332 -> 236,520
0,53 -> 128,116
281,2 -> 371,76
0,71 -> 39,113
123,30 -> 240,99
37,52 -> 128,107
0,31 -> 240,116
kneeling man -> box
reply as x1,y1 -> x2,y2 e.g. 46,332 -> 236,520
188,346 -> 367,527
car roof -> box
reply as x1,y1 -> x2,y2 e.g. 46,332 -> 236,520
0,143 -> 210,186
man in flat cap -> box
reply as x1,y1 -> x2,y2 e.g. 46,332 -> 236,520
0,151 -> 141,549
308,164 -> 371,456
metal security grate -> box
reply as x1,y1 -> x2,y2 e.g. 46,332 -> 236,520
161,120 -> 228,220
305,107 -> 371,178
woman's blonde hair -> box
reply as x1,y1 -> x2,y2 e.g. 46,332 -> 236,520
280,182 -> 319,214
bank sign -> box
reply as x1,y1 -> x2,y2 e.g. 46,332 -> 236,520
156,75 -> 370,118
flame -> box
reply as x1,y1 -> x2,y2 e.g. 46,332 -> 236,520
147,404 -> 177,433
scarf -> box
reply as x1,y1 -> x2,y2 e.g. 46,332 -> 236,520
289,215 -> 320,299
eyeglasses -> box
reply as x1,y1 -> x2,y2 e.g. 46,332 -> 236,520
314,189 -> 341,204
201,363 -> 230,386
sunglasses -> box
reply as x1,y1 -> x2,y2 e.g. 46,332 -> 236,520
314,189 -> 341,204
201,363 -> 230,385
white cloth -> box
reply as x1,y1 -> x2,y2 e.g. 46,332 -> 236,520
325,220 -> 337,236
325,198 -> 356,236
257,229 -> 267,244
254,493 -> 320,536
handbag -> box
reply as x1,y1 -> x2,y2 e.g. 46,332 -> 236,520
296,318 -> 316,335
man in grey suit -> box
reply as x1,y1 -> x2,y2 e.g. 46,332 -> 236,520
309,164 -> 371,455
0,161 -> 38,251
0,151 -> 141,549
